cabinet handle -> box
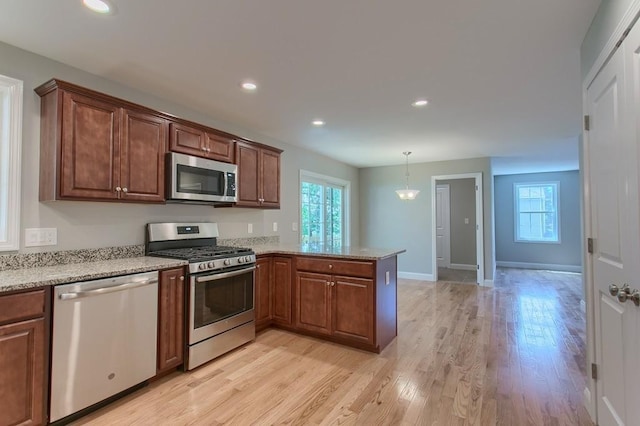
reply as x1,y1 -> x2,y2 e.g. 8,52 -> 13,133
122,187 -> 128,193
115,186 -> 122,192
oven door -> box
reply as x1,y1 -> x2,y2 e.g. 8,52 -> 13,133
168,152 -> 237,203
189,266 -> 255,344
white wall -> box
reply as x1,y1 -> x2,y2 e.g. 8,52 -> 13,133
0,41 -> 359,253
359,157 -> 494,280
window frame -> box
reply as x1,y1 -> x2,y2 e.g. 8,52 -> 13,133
299,170 -> 350,246
0,74 -> 23,252
513,181 -> 560,244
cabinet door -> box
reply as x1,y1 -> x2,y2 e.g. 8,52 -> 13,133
0,318 -> 45,426
169,122 -> 206,157
332,276 -> 374,344
61,91 -> 120,199
205,132 -> 235,163
260,148 -> 281,208
255,257 -> 272,329
295,272 -> 331,335
272,256 -> 292,326
235,142 -> 260,207
121,109 -> 167,203
157,268 -> 185,373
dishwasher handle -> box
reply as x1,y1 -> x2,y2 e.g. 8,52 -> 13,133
58,277 -> 159,300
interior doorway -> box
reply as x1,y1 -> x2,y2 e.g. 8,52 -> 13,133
431,173 -> 484,284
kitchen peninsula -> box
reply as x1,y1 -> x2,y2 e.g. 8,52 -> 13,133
249,243 -> 405,354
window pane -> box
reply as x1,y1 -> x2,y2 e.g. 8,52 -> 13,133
515,182 -> 559,242
300,177 -> 345,246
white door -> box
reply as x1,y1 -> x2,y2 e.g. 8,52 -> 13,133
587,24 -> 640,426
436,184 -> 450,268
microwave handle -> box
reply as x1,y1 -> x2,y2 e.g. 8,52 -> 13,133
224,171 -> 229,196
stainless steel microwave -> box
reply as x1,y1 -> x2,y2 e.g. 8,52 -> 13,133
167,152 -> 237,203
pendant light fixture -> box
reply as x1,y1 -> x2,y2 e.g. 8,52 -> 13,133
396,151 -> 420,200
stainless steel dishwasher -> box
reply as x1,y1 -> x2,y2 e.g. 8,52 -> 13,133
50,271 -> 159,422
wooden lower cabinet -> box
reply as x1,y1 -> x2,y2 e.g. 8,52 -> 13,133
0,290 -> 47,426
271,257 -> 292,326
157,268 -> 185,374
295,272 -> 374,344
255,257 -> 272,330
255,256 -> 293,331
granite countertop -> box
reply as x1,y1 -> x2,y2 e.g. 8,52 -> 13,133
250,243 -> 406,260
0,257 -> 188,294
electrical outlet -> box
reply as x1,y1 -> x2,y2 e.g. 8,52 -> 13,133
273,222 -> 278,232
464,218 -> 469,225
247,223 -> 253,234
292,222 -> 298,232
25,228 -> 57,247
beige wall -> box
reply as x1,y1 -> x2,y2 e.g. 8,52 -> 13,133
0,41 -> 359,252
359,158 -> 494,281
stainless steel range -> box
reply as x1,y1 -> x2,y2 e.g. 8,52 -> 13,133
146,222 -> 255,370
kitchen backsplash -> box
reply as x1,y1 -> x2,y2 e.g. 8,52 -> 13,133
0,236 -> 280,271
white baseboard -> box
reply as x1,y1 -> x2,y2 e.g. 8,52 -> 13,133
481,279 -> 494,288
583,387 -> 595,422
398,271 -> 435,281
496,261 -> 582,273
449,263 -> 477,271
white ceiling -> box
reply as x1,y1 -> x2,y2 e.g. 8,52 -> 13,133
0,0 -> 600,171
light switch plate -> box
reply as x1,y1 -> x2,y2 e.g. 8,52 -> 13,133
273,222 -> 278,232
292,222 -> 298,232
247,223 -> 253,234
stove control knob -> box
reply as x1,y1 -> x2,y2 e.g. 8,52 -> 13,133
198,263 -> 206,271
245,256 -> 252,262
238,257 -> 245,264
208,261 -> 214,268
224,259 -> 231,266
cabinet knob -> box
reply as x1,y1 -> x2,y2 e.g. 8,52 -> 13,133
326,281 -> 331,286
329,264 -> 333,269
115,186 -> 122,192
331,282 -> 335,287
122,187 -> 128,193
180,276 -> 184,281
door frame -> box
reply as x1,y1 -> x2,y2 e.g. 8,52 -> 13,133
581,2 -> 640,422
431,173 -> 484,285
436,184 -> 451,268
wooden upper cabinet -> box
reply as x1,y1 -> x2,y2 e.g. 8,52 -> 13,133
36,79 -> 167,203
60,91 -> 120,200
121,109 -> 167,203
169,122 -> 235,163
235,141 -> 282,208
205,132 -> 235,163
169,122 -> 206,156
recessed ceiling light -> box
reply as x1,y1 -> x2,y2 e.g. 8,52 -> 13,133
241,81 -> 257,91
312,120 -> 325,126
83,0 -> 112,14
412,99 -> 429,107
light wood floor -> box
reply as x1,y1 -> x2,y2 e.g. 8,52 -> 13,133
74,268 -> 592,425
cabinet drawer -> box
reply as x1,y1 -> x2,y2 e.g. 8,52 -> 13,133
296,257 -> 374,278
0,289 -> 45,324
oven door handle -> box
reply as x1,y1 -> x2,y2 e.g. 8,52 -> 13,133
195,266 -> 256,283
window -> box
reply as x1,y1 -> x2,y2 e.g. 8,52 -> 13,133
300,171 -> 349,247
0,74 -> 22,251
514,182 -> 559,243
